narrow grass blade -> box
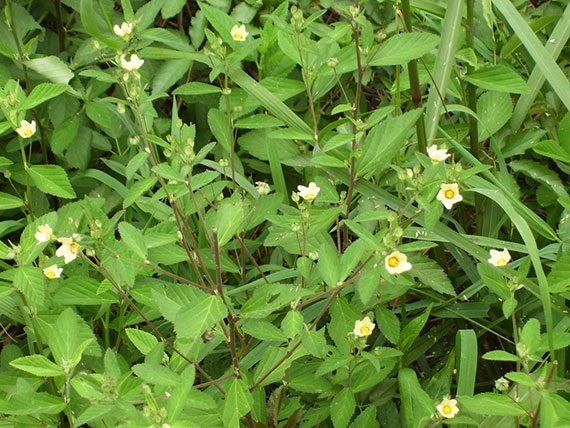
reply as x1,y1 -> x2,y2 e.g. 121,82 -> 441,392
456,329 -> 477,397
510,3 -> 570,130
493,0 -> 570,113
424,1 -> 463,144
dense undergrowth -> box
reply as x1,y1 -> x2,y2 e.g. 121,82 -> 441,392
0,0 -> 570,427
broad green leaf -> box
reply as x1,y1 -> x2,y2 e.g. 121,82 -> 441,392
10,355 -> 63,377
0,392 -> 66,415
459,392 -> 526,416
14,266 -> 45,308
86,101 -> 112,129
118,221 -> 148,259
368,33 -> 440,66
331,388 -> 355,428
123,176 -> 157,208
505,371 -> 535,387
533,139 -> 570,163
223,378 -> 253,428
167,366 -> 196,421
375,306 -> 400,345
241,320 -> 287,342
349,407 -> 378,428
125,328 -> 159,355
235,114 -> 284,129
413,255 -> 456,295
55,276 -> 117,305
24,57 -> 74,84
28,165 -> 76,199
80,0 -> 122,50
281,310 -> 303,338
51,115 -> 80,155
547,250 -> 570,293
317,239 -> 341,288
19,83 -> 68,110
73,405 -> 114,427
208,108 -> 232,154
175,293 -> 227,340
174,82 -> 221,95
456,330 -> 478,397
132,363 -> 180,386
0,192 -> 23,210
48,308 -> 93,369
510,159 -> 569,198
398,368 -> 434,428
477,91 -> 512,140
329,298 -> 361,354
126,151 -> 150,181
464,65 -> 529,94
213,199 -> 244,247
477,262 -> 510,300
301,327 -> 327,358
482,350 -> 519,362
399,305 -> 431,352
520,318 -> 541,356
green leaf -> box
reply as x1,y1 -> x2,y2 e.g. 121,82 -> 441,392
51,115 -> 80,155
413,255 -> 456,295
533,139 -> 570,163
510,159 -> 569,199
459,392 -> 526,416
19,83 -> 68,110
349,407 -> 377,428
317,239 -> 341,288
477,91 -> 513,140
331,388 -> 355,428
24,57 -> 74,84
118,222 -> 148,259
241,320 -> 287,342
14,266 -> 45,308
464,65 -> 529,94
482,350 -> 519,362
0,392 -> 66,415
132,363 -> 180,386
368,33 -> 440,66
375,306 -> 400,345
223,378 -> 253,428
86,101 -> 112,129
55,276 -> 117,305
10,355 -> 63,377
213,199 -> 244,247
173,82 -> 221,95
208,108 -> 232,154
547,250 -> 570,293
125,328 -> 159,355
167,366 -> 196,421
126,151 -> 150,181
398,368 -> 435,428
80,0 -> 122,50
505,371 -> 536,387
477,262 -> 510,300
123,176 -> 157,208
175,293 -> 227,340
48,308 -> 94,369
0,192 -> 24,210
28,164 -> 76,199
329,298 -> 361,354
301,327 -> 327,358
399,305 -> 431,353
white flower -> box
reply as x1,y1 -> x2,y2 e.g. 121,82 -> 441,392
120,54 -> 144,71
384,251 -> 412,275
16,120 -> 36,138
255,181 -> 271,195
43,264 -> 63,279
113,21 -> 133,39
436,183 -> 463,209
297,182 -> 320,202
353,316 -> 375,337
35,224 -> 54,243
56,237 -> 80,264
230,24 -> 249,42
427,144 -> 450,164
488,248 -> 511,267
436,397 -> 460,419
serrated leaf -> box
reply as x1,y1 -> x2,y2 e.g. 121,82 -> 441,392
0,192 -> 23,210
464,65 -> 529,94
331,388 -> 355,428
208,108 -> 232,153
28,165 -> 76,199
123,176 -> 157,208
460,392 -> 526,416
413,255 -> 456,295
213,200 -> 244,247
132,363 -> 180,386
375,306 -> 400,344
19,83 -> 68,110
173,82 -> 221,95
167,366 -> 196,420
399,305 -> 431,352
477,262 -> 510,300
301,327 -> 327,358
175,293 -> 227,340
118,222 -> 147,259
317,239 -> 341,288
24,57 -> 74,84
14,266 -> 45,308
125,328 -> 159,355
532,139 -> 570,163
0,392 -> 66,415
126,151 -> 149,181
51,115 -> 80,155
547,250 -> 570,293
241,320 -> 286,342
482,350 -> 519,362
510,159 -> 569,198
223,378 -> 253,428
369,33 -> 440,66
10,355 -> 63,377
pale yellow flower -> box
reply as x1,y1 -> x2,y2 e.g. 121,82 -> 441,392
35,224 -> 54,243
255,181 -> 271,195
436,183 -> 463,209
16,120 -> 36,138
230,24 -> 249,42
436,397 -> 459,419
113,22 -> 133,39
427,144 -> 450,164
120,54 -> 144,71
488,248 -> 511,267
43,264 -> 63,279
297,182 -> 320,202
353,316 -> 375,337
384,251 -> 412,275
56,237 -> 80,264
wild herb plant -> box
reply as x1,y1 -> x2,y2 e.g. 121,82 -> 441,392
0,0 -> 569,427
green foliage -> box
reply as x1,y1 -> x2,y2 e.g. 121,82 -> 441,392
0,0 -> 569,426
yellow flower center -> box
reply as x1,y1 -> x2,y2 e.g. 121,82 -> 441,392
45,270 -> 56,279
234,33 -> 243,40
444,189 -> 455,199
496,258 -> 506,266
24,129 -> 33,137
360,326 -> 370,335
388,256 -> 400,268
442,404 -> 452,415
